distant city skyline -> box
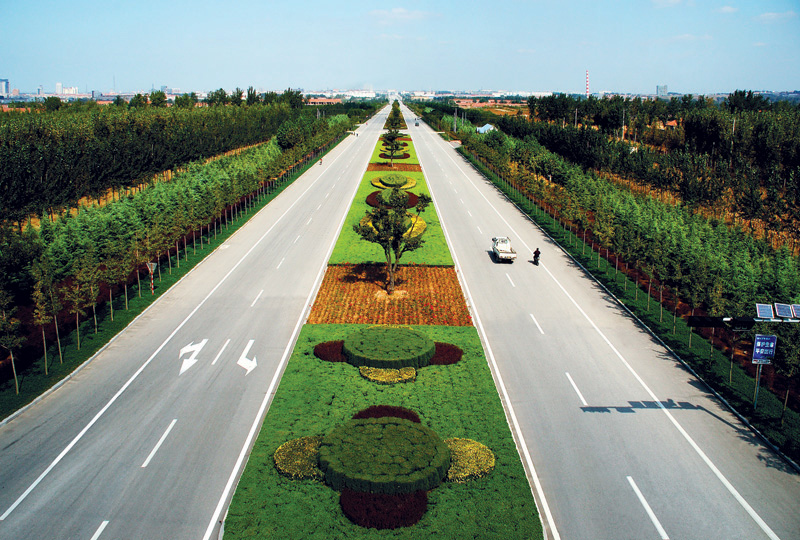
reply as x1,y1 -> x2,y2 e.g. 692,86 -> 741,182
2,0 -> 799,96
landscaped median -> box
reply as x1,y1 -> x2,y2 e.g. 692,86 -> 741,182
224,117 -> 542,538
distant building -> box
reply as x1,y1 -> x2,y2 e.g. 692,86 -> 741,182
656,85 -> 668,98
0,79 -> 9,96
307,97 -> 342,105
55,82 -> 63,95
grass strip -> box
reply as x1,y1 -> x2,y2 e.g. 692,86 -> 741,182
224,324 -> 542,539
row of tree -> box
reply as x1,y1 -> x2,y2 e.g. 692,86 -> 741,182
0,112 -> 361,392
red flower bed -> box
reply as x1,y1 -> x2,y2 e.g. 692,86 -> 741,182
352,405 -> 421,423
339,488 -> 428,529
430,342 -> 463,365
378,152 -> 411,160
313,340 -> 346,362
365,190 -> 419,209
308,264 -> 472,326
367,163 -> 422,172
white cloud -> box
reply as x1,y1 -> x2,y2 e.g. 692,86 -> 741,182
717,6 -> 738,14
757,10 -> 797,22
370,8 -> 435,25
753,42 -> 766,47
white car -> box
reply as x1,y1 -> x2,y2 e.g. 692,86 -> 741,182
491,236 -> 517,263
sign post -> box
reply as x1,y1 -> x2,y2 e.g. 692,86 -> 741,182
146,262 -> 157,295
752,334 -> 777,411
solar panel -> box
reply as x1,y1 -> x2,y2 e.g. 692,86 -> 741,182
793,305 -> 800,318
756,303 -> 775,319
775,303 -> 794,318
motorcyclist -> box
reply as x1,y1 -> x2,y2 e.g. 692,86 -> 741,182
533,248 -> 541,264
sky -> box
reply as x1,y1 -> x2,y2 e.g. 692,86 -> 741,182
1,0 -> 798,95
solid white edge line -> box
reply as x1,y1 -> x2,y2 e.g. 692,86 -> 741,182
565,372 -> 588,407
202,116 -> 375,540
506,273 -> 515,287
141,418 -> 178,468
529,313 -> 545,335
211,339 -> 230,366
627,476 -> 670,540
432,123 -> 781,540
416,125 -> 561,540
89,520 -> 109,540
250,290 -> 263,307
0,129 -> 357,523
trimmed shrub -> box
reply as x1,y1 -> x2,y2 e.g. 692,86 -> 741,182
343,326 -> 435,369
365,190 -> 419,209
313,340 -> 346,362
445,438 -> 495,483
359,366 -> 417,384
339,488 -> 428,529
318,416 -> 450,494
430,342 -> 464,365
352,405 -> 421,423
274,436 -> 324,480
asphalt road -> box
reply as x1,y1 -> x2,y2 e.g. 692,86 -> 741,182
0,108 -> 390,540
404,104 -> 800,540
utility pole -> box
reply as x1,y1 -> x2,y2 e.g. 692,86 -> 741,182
621,109 -> 626,141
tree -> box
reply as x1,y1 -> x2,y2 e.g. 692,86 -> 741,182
129,93 -> 149,108
231,88 -> 244,106
44,96 -> 62,112
31,261 -> 54,375
353,188 -> 432,294
174,92 -> 198,108
773,324 -> 800,425
382,127 -> 404,167
112,95 -> 127,107
206,88 -> 229,106
0,287 -> 25,394
150,90 -> 167,108
246,86 -> 260,106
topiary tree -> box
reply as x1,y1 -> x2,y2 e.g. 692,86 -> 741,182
353,188 -> 431,294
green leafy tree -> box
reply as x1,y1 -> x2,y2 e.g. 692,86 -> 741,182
246,86 -> 260,106
174,92 -> 198,108
206,88 -> 229,106
31,261 -> 54,374
773,324 -> 800,425
129,93 -> 149,108
112,95 -> 126,107
353,188 -> 432,294
44,96 -> 62,112
382,127 -> 404,167
0,287 -> 25,394
231,88 -> 244,106
150,90 -> 167,108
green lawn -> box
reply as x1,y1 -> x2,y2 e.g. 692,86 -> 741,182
224,324 -> 541,539
328,170 -> 453,266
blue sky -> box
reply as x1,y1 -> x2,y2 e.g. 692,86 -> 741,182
2,0 -> 798,95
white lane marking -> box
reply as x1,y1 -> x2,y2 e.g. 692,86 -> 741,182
477,225 -> 483,235
325,192 -> 330,199
467,210 -> 472,217
293,235 -> 301,245
506,273 -> 515,287
565,372 -> 588,406
202,125 -> 370,540
417,149 -> 561,540
211,339 -> 230,366
529,313 -> 544,335
276,257 -> 285,269
250,289 -> 263,307
316,204 -> 322,210
627,476 -> 669,540
460,198 -> 464,204
0,138 -> 352,522
90,521 -> 109,540
432,129 -> 781,540
306,217 -> 313,225
141,419 -> 178,468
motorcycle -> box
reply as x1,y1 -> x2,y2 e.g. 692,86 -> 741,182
533,250 -> 540,266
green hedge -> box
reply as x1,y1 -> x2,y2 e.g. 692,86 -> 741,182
318,416 -> 450,494
343,326 -> 435,369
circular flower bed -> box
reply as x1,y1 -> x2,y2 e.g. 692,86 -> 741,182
379,152 -> 411,160
318,416 -> 450,494
371,173 -> 415,190
359,365 -> 416,384
274,436 -> 324,480
343,326 -> 435,369
313,340 -> 346,362
365,190 -> 419,209
339,488 -> 427,530
430,342 -> 464,365
352,405 -> 421,423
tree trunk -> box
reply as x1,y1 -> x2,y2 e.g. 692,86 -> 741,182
54,318 -> 63,363
157,253 -> 162,282
41,326 -> 48,376
92,304 -> 98,333
136,266 -> 142,297
109,288 -> 114,322
10,349 -> 18,394
124,282 -> 129,310
76,312 -> 81,350
175,241 -> 180,268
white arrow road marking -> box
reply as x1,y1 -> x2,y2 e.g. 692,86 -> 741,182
141,419 -> 177,468
90,521 -> 109,540
179,339 -> 208,375
237,340 -> 257,375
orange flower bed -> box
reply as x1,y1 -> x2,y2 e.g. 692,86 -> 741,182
367,163 -> 422,172
309,264 -> 472,326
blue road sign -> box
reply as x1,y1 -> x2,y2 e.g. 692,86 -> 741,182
752,334 -> 777,365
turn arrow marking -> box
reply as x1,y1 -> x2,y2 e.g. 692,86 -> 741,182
179,339 -> 208,375
237,340 -> 258,375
